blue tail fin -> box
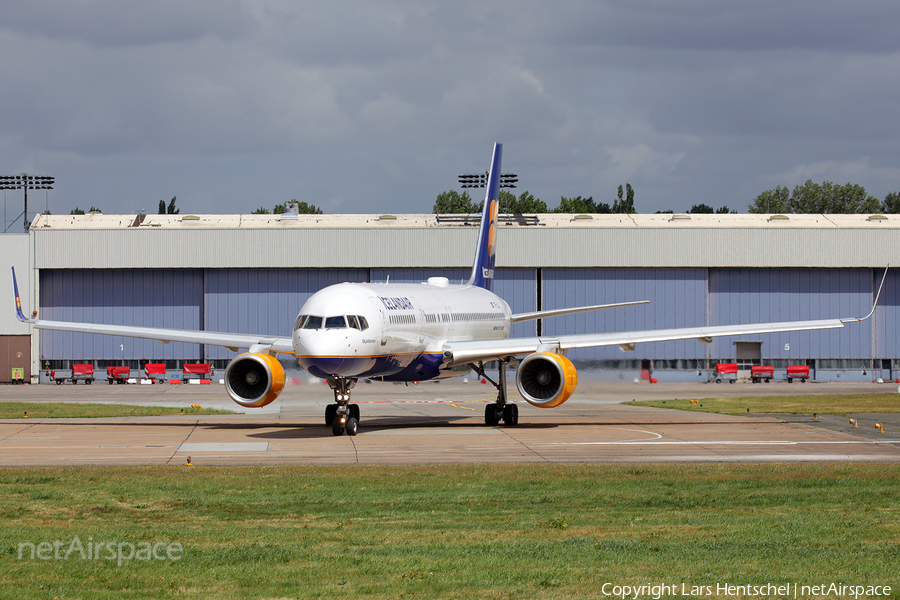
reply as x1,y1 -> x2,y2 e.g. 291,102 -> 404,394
11,267 -> 29,322
467,143 -> 502,290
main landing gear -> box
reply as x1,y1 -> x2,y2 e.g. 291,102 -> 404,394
325,378 -> 359,436
470,358 -> 518,427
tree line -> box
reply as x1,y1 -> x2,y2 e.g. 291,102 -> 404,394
50,180 -> 900,217
748,181 -> 899,214
433,184 -> 638,214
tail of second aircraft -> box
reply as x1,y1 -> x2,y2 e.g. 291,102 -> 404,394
467,142 -> 502,291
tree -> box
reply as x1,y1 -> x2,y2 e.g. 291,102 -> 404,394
749,185 -> 791,213
613,184 -> 636,213
291,201 -> 323,214
158,200 -> 166,214
688,203 -> 714,214
715,205 -> 736,214
750,181 -> 880,214
554,196 -> 597,213
251,207 -> 271,214
433,190 -> 477,214
884,192 -> 900,214
499,190 -> 547,213
166,197 -> 180,215
273,204 -> 286,214
69,206 -> 101,215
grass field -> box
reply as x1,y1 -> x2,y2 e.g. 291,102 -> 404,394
631,393 -> 900,416
0,402 -> 236,419
1,464 -> 898,599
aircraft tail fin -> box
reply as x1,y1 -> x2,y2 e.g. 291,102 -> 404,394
467,143 -> 502,290
11,267 -> 30,323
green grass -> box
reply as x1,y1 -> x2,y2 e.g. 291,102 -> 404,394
0,402 -> 236,419
1,464 -> 898,599
631,393 -> 900,416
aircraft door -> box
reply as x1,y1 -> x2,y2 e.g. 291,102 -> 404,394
367,297 -> 387,347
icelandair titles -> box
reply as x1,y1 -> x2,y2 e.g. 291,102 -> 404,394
379,296 -> 414,311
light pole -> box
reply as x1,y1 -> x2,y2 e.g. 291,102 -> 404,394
0,174 -> 54,232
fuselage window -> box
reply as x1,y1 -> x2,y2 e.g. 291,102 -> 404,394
347,315 -> 360,329
358,316 -> 369,331
303,315 -> 323,329
325,316 -> 347,329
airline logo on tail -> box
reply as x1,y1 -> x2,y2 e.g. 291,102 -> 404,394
469,143 -> 502,291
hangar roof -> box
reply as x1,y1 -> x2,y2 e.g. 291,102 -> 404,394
29,212 -> 900,230
27,212 -> 900,270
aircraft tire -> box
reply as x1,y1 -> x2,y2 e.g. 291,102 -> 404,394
484,403 -> 501,426
346,418 -> 359,436
502,403 -> 518,426
332,418 -> 344,436
325,404 -> 337,426
350,404 -> 360,422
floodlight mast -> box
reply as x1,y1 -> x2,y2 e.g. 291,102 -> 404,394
457,172 -> 518,190
0,174 -> 54,232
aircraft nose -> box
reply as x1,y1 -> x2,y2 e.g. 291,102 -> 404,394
294,331 -> 354,378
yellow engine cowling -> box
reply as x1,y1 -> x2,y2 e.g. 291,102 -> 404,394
515,352 -> 578,408
224,352 -> 285,408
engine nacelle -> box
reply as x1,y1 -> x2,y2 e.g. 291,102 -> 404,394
224,352 -> 285,408
515,352 -> 578,408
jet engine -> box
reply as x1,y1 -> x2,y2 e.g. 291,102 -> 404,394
224,352 -> 285,408
515,352 -> 578,408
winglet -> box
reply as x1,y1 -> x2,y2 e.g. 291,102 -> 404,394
11,267 -> 30,322
467,143 -> 502,291
842,265 -> 889,323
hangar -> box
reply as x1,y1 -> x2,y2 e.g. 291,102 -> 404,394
3,211 -> 900,384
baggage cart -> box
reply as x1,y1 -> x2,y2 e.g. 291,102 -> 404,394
144,363 -> 168,384
71,364 -> 95,384
750,365 -> 774,383
107,366 -> 131,384
786,365 -> 810,383
182,363 -> 213,383
713,363 -> 738,383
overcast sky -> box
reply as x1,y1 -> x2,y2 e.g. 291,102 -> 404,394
2,1 -> 899,221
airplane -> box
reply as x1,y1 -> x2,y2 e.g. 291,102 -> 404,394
11,143 -> 888,436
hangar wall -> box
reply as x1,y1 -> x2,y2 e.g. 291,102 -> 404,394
23,212 -> 900,382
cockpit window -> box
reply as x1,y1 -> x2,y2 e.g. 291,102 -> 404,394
325,316 -> 347,329
358,316 -> 369,331
294,314 -> 308,331
302,315 -> 323,329
347,315 -> 359,329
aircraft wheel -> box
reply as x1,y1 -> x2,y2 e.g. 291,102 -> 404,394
484,403 -> 501,426
350,404 -> 360,422
325,403 -> 337,426
502,403 -> 518,426
346,418 -> 359,436
332,418 -> 344,436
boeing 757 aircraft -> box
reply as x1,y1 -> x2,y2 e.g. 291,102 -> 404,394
11,143 -> 885,436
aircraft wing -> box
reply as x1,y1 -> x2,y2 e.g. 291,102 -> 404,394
510,300 -> 649,323
442,318 -> 847,366
11,268 -> 294,354
447,265 -> 888,366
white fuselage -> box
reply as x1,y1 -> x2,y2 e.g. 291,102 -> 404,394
292,278 -> 512,381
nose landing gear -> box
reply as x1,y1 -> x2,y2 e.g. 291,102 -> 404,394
326,378 -> 359,436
